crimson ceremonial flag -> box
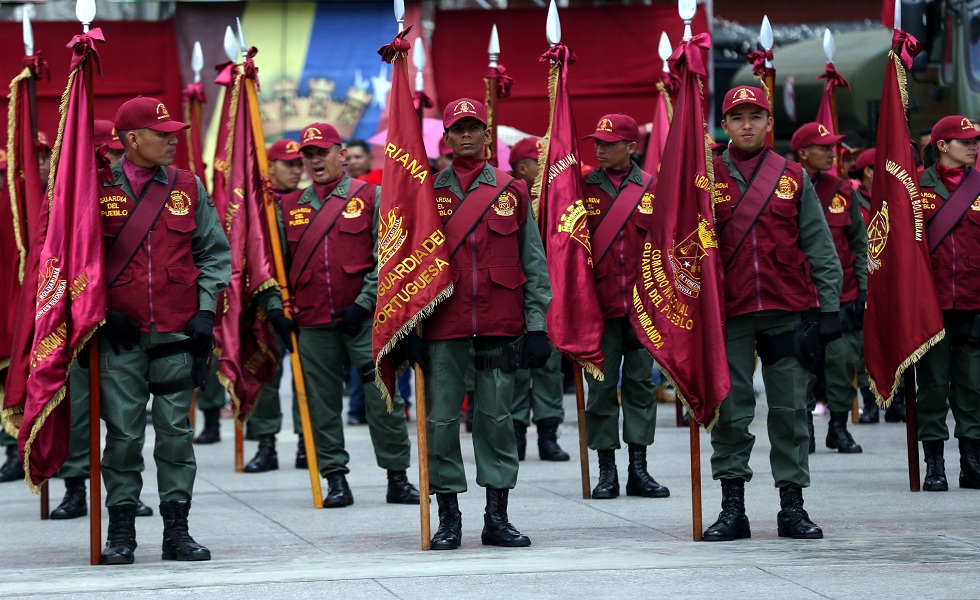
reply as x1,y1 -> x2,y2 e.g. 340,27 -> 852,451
536,43 -> 604,378
182,81 -> 207,186
630,34 -> 728,430
864,31 -> 944,406
815,62 -> 850,174
372,29 -> 454,402
214,51 -> 281,426
1,53 -> 46,380
642,74 -> 676,176
211,62 -> 238,221
1,31 -> 107,490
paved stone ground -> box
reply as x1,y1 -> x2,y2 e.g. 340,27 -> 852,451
2,367 -> 978,599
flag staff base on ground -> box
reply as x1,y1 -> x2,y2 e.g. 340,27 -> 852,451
905,370 -> 920,491
88,338 -> 102,566
234,427 -> 244,472
414,359 -> 431,550
573,365 -> 590,500
39,480 -> 48,520
689,414 -> 702,541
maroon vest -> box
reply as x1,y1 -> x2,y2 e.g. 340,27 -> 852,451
583,170 -> 654,320
712,152 -> 812,317
280,178 -> 377,327
425,167 -> 530,341
814,172 -> 859,303
100,169 -> 201,333
920,167 -> 980,310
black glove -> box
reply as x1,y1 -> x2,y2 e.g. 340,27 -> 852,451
104,309 -> 140,355
524,331 -> 553,369
330,304 -> 371,336
267,308 -> 299,351
968,313 -> 980,348
855,289 -> 867,322
401,331 -> 430,373
184,310 -> 215,356
818,311 -> 843,346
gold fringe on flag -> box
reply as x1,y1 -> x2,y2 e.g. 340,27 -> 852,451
7,67 -> 32,283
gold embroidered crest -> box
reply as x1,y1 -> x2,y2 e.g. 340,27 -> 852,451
668,216 -> 718,299
867,201 -> 889,273
343,197 -> 365,218
775,175 -> 798,200
494,190 -> 517,217
168,190 -> 192,216
557,199 -> 592,256
828,193 -> 847,214
972,197 -> 980,211
377,208 -> 406,268
638,193 -> 654,215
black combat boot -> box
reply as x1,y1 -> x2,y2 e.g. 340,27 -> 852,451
135,499 -> 154,517
244,435 -> 279,473
295,433 -> 308,469
826,411 -> 863,453
625,444 -> 670,497
885,390 -> 906,423
194,408 -> 221,444
323,472 -> 354,508
776,486 -> 823,539
858,387 -> 879,423
591,450 -> 619,499
922,440 -> 948,491
958,438 -> 980,489
514,421 -> 527,461
51,477 -> 87,519
101,504 -> 138,565
430,493 -> 462,550
702,478 -> 751,542
807,411 -> 815,454
386,470 -> 421,504
481,488 -> 531,547
160,499 -> 211,561
536,418 -> 570,462
0,446 -> 24,483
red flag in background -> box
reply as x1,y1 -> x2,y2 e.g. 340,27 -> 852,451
182,81 -> 207,186
630,34 -> 728,430
536,43 -> 604,378
214,50 -> 281,427
1,53 -> 46,380
1,31 -> 107,490
864,31 -> 945,406
372,29 -> 454,403
815,61 -> 851,174
642,73 -> 677,176
748,48 -> 776,148
210,62 -> 239,222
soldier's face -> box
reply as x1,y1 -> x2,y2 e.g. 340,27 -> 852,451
444,119 -> 489,159
940,136 -> 979,168
126,129 -> 178,168
594,140 -> 635,170
302,145 -> 346,185
721,106 -> 772,153
345,146 -> 372,178
269,158 -> 304,191
800,144 -> 836,172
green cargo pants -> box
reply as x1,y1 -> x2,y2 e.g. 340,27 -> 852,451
511,347 -> 565,426
584,317 -> 657,450
297,322 -> 411,477
98,332 -> 197,507
823,329 -> 863,413
426,338 -> 520,493
246,340 -> 301,437
710,311 -> 811,488
195,352 -> 226,411
915,311 -> 980,442
56,361 -> 92,479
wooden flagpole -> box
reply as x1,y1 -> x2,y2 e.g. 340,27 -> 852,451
574,365 -> 590,499
244,74 -> 323,508
904,371 -> 920,491
87,338 -> 102,565
414,354 -> 431,550
689,414 -> 702,541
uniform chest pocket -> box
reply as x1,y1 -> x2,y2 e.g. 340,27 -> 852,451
968,209 -> 980,228
485,217 -> 520,259
338,217 -> 369,235
825,210 -> 852,229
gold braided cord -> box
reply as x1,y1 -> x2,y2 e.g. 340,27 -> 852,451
656,80 -> 674,123
532,61 -> 559,222
7,67 -> 32,282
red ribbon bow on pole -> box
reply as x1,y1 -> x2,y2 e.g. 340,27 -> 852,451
67,27 -> 104,74
891,30 -> 922,69
539,43 -> 577,66
485,65 -> 514,99
182,81 -> 206,103
23,52 -> 49,81
378,27 -> 412,65
669,32 -> 711,77
818,62 -> 851,93
242,46 -> 261,91
747,48 -> 773,78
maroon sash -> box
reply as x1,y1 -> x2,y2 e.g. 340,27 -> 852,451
718,153 -> 786,269
288,181 -> 369,287
105,165 -> 177,287
444,176 -> 515,258
926,168 -> 980,254
591,172 -> 655,266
